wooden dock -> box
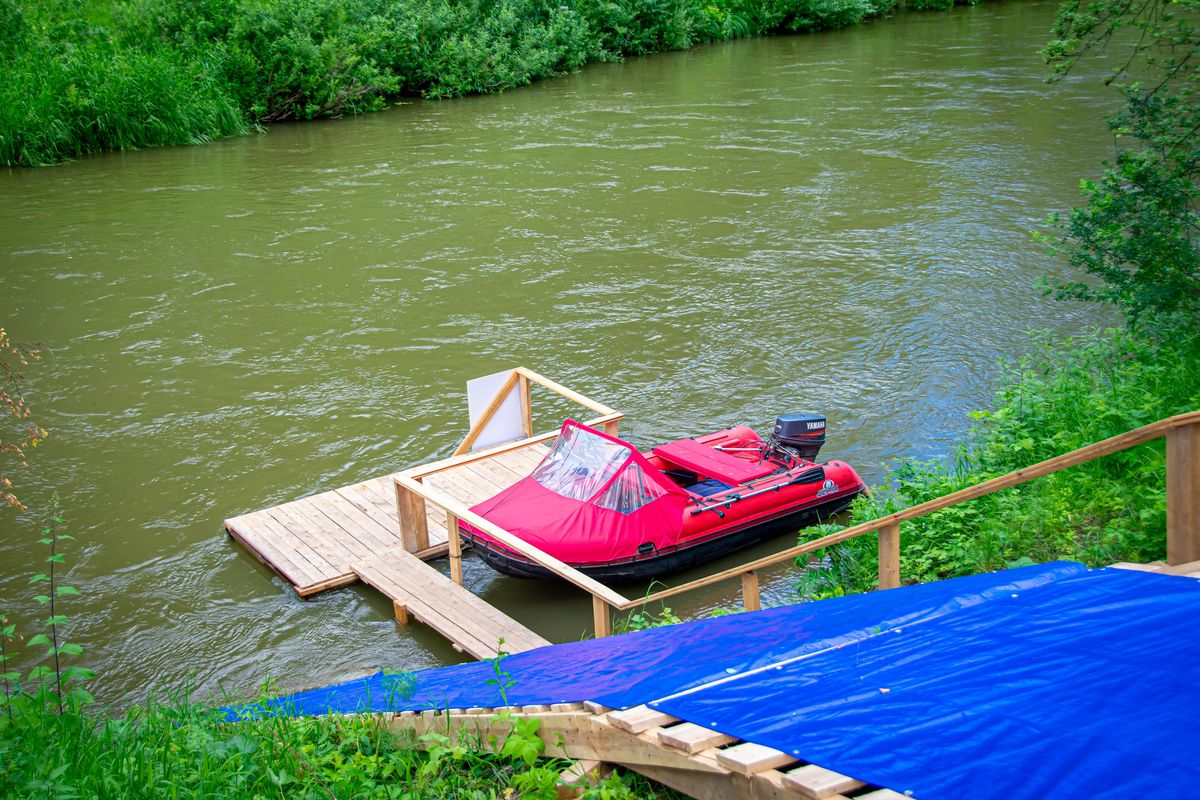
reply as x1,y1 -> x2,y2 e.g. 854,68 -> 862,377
223,368 -> 632,659
225,444 -> 553,657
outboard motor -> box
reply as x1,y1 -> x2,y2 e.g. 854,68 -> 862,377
772,412 -> 826,460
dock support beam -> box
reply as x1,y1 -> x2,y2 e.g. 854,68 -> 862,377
446,511 -> 463,585
593,596 -> 611,638
394,479 -> 430,553
1167,422 -> 1200,565
741,571 -> 761,611
878,523 -> 901,590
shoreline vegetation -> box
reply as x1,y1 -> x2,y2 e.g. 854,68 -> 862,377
3,0 -> 1197,795
1,0 -> 982,167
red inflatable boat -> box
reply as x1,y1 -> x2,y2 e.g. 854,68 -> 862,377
460,413 -> 866,581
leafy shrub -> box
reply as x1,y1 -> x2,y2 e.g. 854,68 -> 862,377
797,323 -> 1200,596
1,0 -> 986,165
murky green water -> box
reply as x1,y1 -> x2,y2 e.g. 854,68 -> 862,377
1,1 -> 1121,706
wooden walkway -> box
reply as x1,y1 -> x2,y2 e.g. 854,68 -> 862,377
224,444 -> 551,656
354,547 -> 549,659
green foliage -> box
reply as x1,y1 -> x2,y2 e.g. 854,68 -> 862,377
0,330 -> 46,513
1041,0 -> 1200,324
797,324 -> 1200,596
2,0 -> 987,166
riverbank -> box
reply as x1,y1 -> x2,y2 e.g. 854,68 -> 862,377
796,318 -> 1200,598
2,0 -> 984,166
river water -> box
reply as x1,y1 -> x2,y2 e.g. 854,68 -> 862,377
1,1 -> 1120,706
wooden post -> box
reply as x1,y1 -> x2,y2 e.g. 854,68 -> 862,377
604,419 -> 620,437
518,374 -> 533,438
741,570 -> 761,611
878,522 -> 901,590
1167,422 -> 1200,565
592,595 -> 611,638
393,601 -> 409,624
446,510 -> 463,585
394,478 -> 430,552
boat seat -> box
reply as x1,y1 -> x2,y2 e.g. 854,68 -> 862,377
653,438 -> 774,485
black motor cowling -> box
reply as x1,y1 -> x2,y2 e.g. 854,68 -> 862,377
773,412 -> 826,460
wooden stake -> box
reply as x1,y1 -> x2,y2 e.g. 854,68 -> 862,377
878,522 -> 900,590
1167,421 -> 1200,565
593,595 -> 611,638
393,600 -> 409,624
446,510 -> 463,585
740,570 -> 761,611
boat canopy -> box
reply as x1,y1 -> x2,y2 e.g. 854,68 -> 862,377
468,420 -> 689,564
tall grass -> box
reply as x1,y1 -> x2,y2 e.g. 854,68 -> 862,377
1,0 -> 984,166
795,320 -> 1200,598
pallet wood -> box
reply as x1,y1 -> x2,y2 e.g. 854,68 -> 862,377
782,765 -> 865,798
658,722 -> 737,754
716,742 -> 798,776
608,705 -> 680,735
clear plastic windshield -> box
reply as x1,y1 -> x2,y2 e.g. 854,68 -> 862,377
594,463 -> 670,514
531,425 -> 631,501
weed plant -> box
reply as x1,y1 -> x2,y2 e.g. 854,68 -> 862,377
0,506 -> 678,799
2,0 -> 985,166
796,321 -> 1200,596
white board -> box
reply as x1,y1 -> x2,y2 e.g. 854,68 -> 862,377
466,371 -> 526,451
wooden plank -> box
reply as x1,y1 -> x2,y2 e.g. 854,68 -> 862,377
782,765 -> 865,798
607,705 -> 679,735
424,468 -> 496,506
281,497 -> 376,563
262,503 -> 353,575
225,514 -> 321,589
248,509 -> 343,582
716,742 -> 797,776
1167,422 -> 1200,565
334,484 -> 404,542
878,522 -> 901,590
394,479 -> 430,553
299,494 -> 395,553
657,722 -> 737,754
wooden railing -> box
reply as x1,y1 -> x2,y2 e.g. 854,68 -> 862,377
398,378 -> 1199,639
617,409 -> 1200,615
394,368 -> 632,635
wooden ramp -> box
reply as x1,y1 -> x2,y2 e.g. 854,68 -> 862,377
353,547 -> 549,659
386,703 -> 907,800
224,444 -> 551,657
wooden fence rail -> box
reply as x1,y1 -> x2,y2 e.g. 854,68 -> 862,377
620,409 -> 1200,613
396,377 -> 1200,638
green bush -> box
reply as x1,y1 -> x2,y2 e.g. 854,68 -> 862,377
1,0 -> 987,166
797,322 -> 1200,596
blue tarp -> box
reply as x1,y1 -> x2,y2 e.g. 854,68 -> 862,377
239,562 -> 1200,799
